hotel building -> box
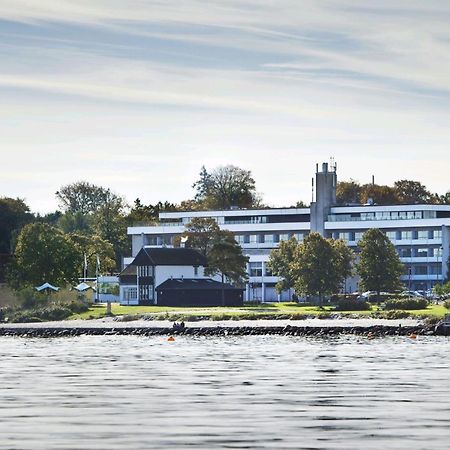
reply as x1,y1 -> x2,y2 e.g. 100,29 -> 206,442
125,163 -> 450,302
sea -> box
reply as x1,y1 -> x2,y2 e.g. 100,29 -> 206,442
0,334 -> 449,449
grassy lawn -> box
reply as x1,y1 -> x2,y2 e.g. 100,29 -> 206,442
69,302 -> 448,320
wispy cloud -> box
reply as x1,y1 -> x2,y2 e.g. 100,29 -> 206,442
0,1 -> 449,212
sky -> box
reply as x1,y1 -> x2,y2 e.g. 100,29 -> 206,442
1,0 -> 449,213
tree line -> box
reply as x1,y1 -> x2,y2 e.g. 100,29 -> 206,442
1,164 -> 449,288
268,229 -> 404,302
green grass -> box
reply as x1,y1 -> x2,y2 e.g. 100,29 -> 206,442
69,302 -> 448,321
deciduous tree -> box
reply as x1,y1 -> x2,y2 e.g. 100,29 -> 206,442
193,165 -> 261,209
357,228 -> 404,297
7,223 -> 80,288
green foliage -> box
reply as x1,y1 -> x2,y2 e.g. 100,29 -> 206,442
336,179 -> 447,205
357,228 -> 403,295
56,181 -> 119,214
182,217 -> 221,256
267,237 -> 299,293
443,299 -> 450,309
268,234 -> 353,300
384,297 -> 428,310
127,198 -> 178,225
335,297 -> 371,311
394,180 -> 432,204
433,281 -> 450,297
68,233 -> 116,276
193,165 -> 260,209
205,231 -> 249,286
290,233 -> 354,300
7,223 -> 81,288
0,197 -> 32,253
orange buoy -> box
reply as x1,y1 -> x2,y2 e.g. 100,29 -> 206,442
409,334 -> 417,340
167,336 -> 175,342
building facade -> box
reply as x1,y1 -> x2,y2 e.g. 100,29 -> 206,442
125,163 -> 450,301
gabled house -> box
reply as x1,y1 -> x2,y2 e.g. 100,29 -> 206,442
119,247 -> 210,305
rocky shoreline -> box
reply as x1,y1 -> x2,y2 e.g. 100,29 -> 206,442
0,323 -> 446,337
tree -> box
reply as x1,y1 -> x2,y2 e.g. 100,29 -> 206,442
394,180 -> 432,204
336,180 -> 362,205
181,217 -> 221,256
193,165 -> 261,209
68,233 -> 116,276
0,197 -> 32,253
290,233 -> 353,304
360,184 -> 398,205
58,211 -> 92,234
127,198 -> 178,225
7,223 -> 80,288
267,237 -> 299,293
432,191 -> 450,205
206,232 -> 248,301
91,192 -> 129,267
56,181 -> 119,214
357,228 -> 404,297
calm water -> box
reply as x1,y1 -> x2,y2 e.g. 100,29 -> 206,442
0,335 -> 449,449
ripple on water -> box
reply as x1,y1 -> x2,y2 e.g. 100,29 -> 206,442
0,335 -> 449,449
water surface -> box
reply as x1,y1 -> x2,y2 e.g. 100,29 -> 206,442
0,335 -> 449,449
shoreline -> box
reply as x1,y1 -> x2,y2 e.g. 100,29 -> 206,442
0,317 -> 446,337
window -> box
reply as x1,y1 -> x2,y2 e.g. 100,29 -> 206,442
249,235 -> 258,244
400,231 -> 413,240
279,233 -> 290,241
194,266 -> 199,276
417,230 -> 429,239
235,235 -> 246,245
264,234 -> 274,243
125,288 -> 137,301
265,266 -> 273,276
432,229 -> 442,239
429,264 -> 441,275
338,232 -> 350,242
399,248 -> 412,257
416,248 -> 428,257
385,231 -> 397,240
415,266 -> 428,275
354,232 -> 364,242
139,265 -> 153,277
293,233 -> 304,242
432,247 -> 443,257
249,262 -> 263,277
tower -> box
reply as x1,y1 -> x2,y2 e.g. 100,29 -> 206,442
310,162 -> 337,236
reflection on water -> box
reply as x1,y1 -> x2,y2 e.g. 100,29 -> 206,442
0,335 -> 449,449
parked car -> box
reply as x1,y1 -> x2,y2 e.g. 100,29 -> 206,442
400,290 -> 424,298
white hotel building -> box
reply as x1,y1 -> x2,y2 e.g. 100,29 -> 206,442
125,163 -> 450,302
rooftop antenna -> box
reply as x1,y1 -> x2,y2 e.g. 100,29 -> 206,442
372,175 -> 375,185
330,156 -> 335,171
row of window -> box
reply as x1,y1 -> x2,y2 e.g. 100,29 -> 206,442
138,265 -> 154,277
398,247 -> 442,258
404,264 -> 441,276
329,210 -> 437,222
235,232 -> 305,245
333,229 -> 442,242
139,285 -> 154,301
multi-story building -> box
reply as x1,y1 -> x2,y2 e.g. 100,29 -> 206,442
125,162 -> 450,302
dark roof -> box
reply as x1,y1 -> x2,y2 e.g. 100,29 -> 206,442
156,278 -> 244,291
120,264 -> 137,276
132,247 -> 207,267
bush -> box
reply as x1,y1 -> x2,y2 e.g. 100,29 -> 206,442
334,297 -> 371,311
443,299 -> 450,310
66,300 -> 89,314
384,297 -> 428,310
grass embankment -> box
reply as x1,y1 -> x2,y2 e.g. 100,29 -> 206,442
69,302 -> 448,321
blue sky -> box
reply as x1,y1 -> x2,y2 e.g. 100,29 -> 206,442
1,0 -> 449,212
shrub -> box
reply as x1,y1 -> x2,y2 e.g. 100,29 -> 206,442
384,297 -> 428,310
335,297 -> 371,311
66,300 -> 89,314
443,299 -> 450,310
